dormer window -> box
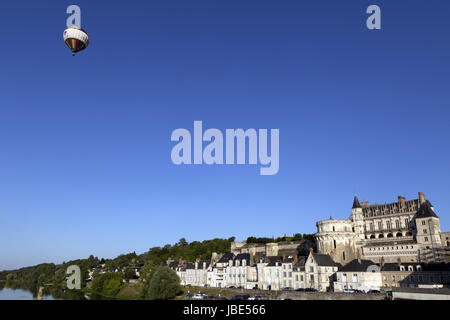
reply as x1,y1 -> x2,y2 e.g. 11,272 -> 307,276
408,266 -> 413,271
400,266 -> 405,271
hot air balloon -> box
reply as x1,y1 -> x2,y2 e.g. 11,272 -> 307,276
63,26 -> 89,56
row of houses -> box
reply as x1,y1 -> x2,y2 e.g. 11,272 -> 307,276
165,249 -> 450,292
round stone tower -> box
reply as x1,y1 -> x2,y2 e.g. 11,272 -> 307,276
315,216 -> 359,265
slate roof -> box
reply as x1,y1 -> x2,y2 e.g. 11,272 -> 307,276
381,262 -> 421,272
293,256 -> 307,271
235,253 -> 250,264
339,259 -> 378,272
197,260 -> 211,268
311,253 -> 340,267
217,253 -> 234,263
259,256 -> 282,266
415,200 -> 438,219
382,262 -> 450,272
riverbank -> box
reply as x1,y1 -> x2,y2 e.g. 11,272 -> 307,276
178,286 -> 386,300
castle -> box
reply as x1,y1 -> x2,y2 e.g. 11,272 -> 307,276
315,192 -> 449,264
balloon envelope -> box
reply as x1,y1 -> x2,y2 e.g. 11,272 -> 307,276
63,26 -> 89,55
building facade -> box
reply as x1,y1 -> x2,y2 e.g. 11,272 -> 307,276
334,259 -> 382,292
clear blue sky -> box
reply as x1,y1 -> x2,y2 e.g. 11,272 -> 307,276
0,0 -> 449,270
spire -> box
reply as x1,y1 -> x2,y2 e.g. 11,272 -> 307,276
352,195 -> 362,209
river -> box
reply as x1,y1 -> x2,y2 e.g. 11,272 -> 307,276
0,288 -> 56,300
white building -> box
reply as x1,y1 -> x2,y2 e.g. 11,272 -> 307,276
226,253 -> 254,289
305,251 -> 340,292
334,259 -> 382,292
185,260 -> 210,287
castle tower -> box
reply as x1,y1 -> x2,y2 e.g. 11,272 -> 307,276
350,195 -> 365,240
315,217 -> 358,265
413,193 -> 441,250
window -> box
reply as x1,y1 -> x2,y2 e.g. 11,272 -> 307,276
395,220 -> 400,229
387,221 -> 391,230
405,219 -> 409,227
424,237 -> 429,242
421,221 -> 426,225
342,273 -> 347,282
352,274 -> 358,283
423,229 -> 427,234
310,267 -> 314,273
334,240 -> 337,249
343,252 -> 346,260
378,222 -> 382,230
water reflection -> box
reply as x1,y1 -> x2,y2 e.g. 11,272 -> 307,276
0,284 -> 85,300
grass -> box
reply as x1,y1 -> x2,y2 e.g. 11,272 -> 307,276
116,283 -> 144,300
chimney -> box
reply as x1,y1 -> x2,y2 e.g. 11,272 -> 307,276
398,196 -> 406,205
309,247 -> 314,255
293,255 -> 298,263
178,257 -> 183,267
418,192 -> 426,205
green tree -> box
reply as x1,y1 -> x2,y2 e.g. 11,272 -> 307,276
146,267 -> 181,300
91,272 -> 123,299
177,238 -> 188,247
124,268 -> 136,280
5,273 -> 17,286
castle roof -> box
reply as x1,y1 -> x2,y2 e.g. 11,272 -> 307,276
414,200 -> 438,219
352,196 -> 362,209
